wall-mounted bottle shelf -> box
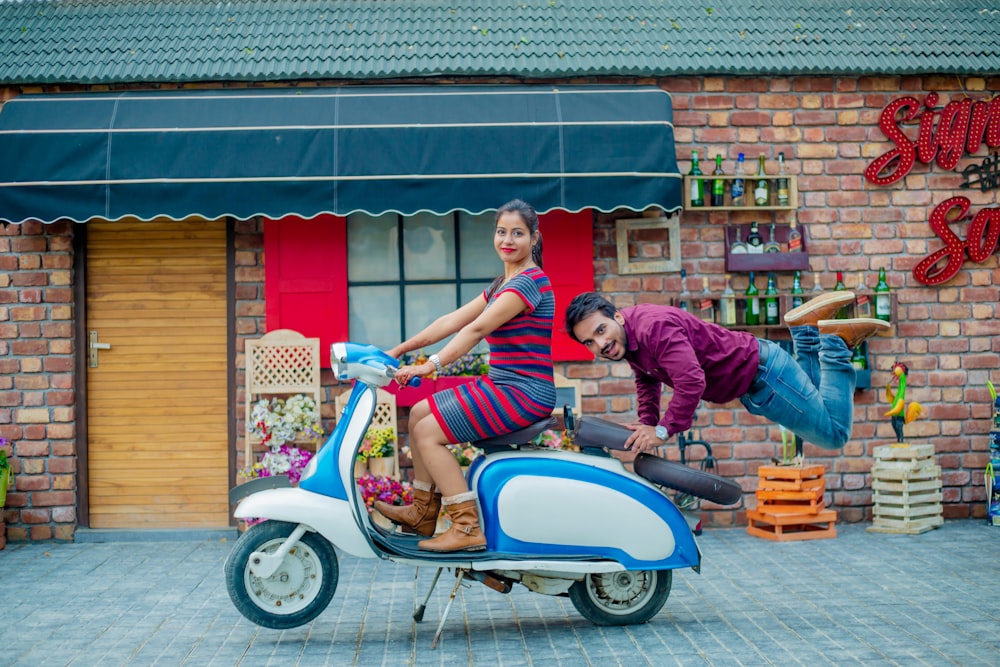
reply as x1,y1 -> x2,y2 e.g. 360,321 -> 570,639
683,174 -> 798,211
724,223 -> 810,272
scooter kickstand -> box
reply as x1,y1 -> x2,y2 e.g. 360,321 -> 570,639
414,567 -> 443,623
430,569 -> 466,650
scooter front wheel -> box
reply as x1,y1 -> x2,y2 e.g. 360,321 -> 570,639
225,520 -> 338,629
568,569 -> 672,626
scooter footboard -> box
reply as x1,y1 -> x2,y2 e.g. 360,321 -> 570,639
633,453 -> 743,505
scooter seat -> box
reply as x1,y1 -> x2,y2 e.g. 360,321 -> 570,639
472,416 -> 557,451
572,416 -> 632,450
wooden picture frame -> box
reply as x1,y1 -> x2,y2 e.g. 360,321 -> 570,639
615,216 -> 681,275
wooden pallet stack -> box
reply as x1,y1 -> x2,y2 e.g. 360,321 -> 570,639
867,444 -> 943,535
747,464 -> 837,541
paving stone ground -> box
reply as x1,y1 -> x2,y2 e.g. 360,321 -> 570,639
1,521 -> 997,666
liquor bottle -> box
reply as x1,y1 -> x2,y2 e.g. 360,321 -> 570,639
855,272 -> 872,317
833,271 -> 849,319
678,268 -> 691,311
730,153 -> 747,207
776,152 -> 790,206
688,151 -> 704,207
851,344 -> 868,371
763,222 -> 781,253
753,154 -> 770,206
745,272 -> 760,326
791,270 -> 804,309
711,154 -> 726,207
720,274 -> 737,326
787,217 -> 803,253
699,276 -> 715,323
812,271 -> 823,293
746,221 -> 763,254
764,272 -> 779,325
874,266 -> 892,322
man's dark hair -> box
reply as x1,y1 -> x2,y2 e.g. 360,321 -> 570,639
564,292 -> 617,343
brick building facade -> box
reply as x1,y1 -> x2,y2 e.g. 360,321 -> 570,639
2,72 -> 998,541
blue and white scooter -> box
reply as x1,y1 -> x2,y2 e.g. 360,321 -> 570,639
226,343 -> 742,643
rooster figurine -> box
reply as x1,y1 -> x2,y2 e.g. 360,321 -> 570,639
884,362 -> 924,444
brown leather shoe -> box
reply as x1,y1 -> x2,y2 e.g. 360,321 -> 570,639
818,318 -> 891,349
418,499 -> 487,552
374,486 -> 441,537
784,291 -> 856,327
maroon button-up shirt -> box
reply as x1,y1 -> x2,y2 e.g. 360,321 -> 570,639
620,304 -> 759,437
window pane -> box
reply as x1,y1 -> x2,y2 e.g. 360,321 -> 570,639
459,212 -> 502,280
460,282 -> 492,354
405,284 -> 456,352
349,285 -> 400,349
403,213 -> 455,280
348,213 -> 399,282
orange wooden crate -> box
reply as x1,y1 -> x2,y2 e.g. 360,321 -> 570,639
747,508 -> 838,541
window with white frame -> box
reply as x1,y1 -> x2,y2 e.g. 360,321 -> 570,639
347,211 -> 501,352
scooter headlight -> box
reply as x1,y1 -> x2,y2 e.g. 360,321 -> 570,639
330,342 -> 348,380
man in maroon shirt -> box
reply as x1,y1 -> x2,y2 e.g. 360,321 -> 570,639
565,291 -> 889,454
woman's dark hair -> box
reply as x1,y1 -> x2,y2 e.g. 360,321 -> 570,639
486,199 -> 543,298
564,292 -> 617,343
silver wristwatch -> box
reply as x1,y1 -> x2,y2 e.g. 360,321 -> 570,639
655,425 -> 668,441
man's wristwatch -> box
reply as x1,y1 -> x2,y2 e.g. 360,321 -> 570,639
654,425 -> 668,441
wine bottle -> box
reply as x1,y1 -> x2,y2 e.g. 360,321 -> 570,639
688,151 -> 704,207
776,152 -> 790,206
874,266 -> 892,322
787,217 -> 803,253
699,276 -> 715,323
833,271 -> 849,319
851,344 -> 868,370
746,221 -> 763,254
754,155 -> 770,206
720,274 -> 737,326
855,272 -> 872,317
763,222 -> 781,253
731,153 -> 746,207
678,268 -> 691,311
812,271 -> 823,293
745,272 -> 760,326
764,272 -> 779,325
791,270 -> 804,309
711,154 -> 726,207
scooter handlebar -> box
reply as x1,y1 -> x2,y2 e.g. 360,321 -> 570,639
330,342 -> 421,388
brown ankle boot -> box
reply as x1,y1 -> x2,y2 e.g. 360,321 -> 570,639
817,317 -> 891,349
374,487 -> 441,537
418,499 -> 487,552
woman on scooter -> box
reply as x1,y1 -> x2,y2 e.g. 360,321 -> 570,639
376,199 -> 556,552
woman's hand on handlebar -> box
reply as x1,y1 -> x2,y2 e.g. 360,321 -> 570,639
394,362 -> 435,387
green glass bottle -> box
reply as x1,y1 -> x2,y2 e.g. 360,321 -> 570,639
688,151 -> 704,207
711,154 -> 726,207
745,272 -> 760,326
791,270 -> 804,309
851,344 -> 868,370
833,270 -> 849,319
874,266 -> 892,322
764,272 -> 779,325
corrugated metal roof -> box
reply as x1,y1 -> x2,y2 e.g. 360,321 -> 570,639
1,0 -> 999,85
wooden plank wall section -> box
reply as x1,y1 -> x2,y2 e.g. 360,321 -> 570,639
85,219 -> 230,529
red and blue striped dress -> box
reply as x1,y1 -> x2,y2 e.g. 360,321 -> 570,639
429,267 -> 556,443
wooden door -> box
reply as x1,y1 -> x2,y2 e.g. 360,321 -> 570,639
86,219 -> 229,528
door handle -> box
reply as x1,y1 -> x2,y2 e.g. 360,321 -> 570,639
89,330 -> 111,368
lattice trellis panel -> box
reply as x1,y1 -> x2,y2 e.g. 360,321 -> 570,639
336,388 -> 399,479
244,329 -> 322,462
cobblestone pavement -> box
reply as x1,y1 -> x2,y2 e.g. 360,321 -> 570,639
1,521 -> 997,666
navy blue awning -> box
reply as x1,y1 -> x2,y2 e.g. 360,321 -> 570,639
0,85 -> 681,224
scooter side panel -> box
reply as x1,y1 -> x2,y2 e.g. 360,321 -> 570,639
234,488 -> 376,559
476,455 -> 699,570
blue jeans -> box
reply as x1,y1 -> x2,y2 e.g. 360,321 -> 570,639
739,328 -> 855,449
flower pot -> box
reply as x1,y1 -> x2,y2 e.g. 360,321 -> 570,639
354,459 -> 368,478
368,457 -> 395,478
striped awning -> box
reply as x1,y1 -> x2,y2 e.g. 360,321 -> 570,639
0,85 -> 681,224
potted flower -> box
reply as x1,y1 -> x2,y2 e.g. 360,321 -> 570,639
533,429 -> 576,451
357,474 -> 413,530
358,426 -> 396,478
243,394 -> 324,486
446,443 -> 484,474
1,438 -> 14,550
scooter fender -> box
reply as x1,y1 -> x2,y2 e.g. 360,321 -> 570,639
234,487 -> 376,559
473,451 -> 700,570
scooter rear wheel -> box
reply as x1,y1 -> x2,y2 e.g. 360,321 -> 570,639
225,520 -> 339,629
568,569 -> 672,626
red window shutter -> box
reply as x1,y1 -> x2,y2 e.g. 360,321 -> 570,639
538,210 -> 595,361
264,214 -> 347,366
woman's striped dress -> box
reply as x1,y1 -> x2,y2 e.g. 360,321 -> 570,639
428,267 -> 556,443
